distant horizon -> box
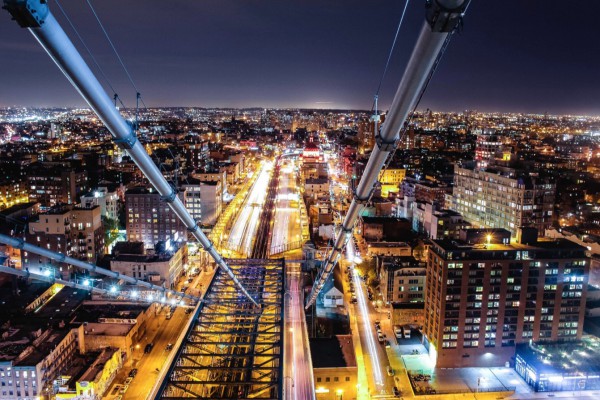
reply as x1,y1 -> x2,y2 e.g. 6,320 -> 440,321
2,105 -> 600,119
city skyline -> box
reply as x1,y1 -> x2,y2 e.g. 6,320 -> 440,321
1,1 -> 599,115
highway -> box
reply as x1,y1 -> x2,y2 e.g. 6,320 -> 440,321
227,161 -> 272,256
271,158 -> 302,255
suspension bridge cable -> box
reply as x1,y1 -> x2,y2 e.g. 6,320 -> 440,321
371,0 -> 411,112
53,0 -> 135,121
85,0 -> 140,95
53,0 -> 121,104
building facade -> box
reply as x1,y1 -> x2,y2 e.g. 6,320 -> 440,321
125,187 -> 186,249
378,256 -> 426,305
80,187 -> 119,222
424,229 -> 588,368
451,163 -> 555,236
70,205 -> 105,263
110,242 -> 187,288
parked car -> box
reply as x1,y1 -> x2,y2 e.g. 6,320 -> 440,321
351,296 -> 357,303
128,368 -> 138,378
393,386 -> 402,397
387,366 -> 394,376
377,333 -> 385,343
166,343 -> 174,351
394,326 -> 403,339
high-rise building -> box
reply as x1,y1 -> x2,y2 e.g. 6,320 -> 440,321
450,162 -> 555,236
474,128 -> 504,169
125,187 -> 186,249
27,164 -> 88,207
70,205 -> 105,263
0,179 -> 28,211
179,178 -> 202,225
23,204 -> 106,274
424,229 -> 588,368
378,256 -> 426,304
24,206 -> 73,278
80,186 -> 120,222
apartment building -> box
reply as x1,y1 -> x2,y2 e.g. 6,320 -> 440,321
125,187 -> 186,249
451,162 -> 555,235
424,228 -> 588,368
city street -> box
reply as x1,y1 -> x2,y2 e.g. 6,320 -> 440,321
344,239 -> 397,398
108,269 -> 215,400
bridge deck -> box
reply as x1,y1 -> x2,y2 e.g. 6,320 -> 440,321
156,258 -> 285,400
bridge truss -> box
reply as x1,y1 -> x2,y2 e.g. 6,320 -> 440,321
157,258 -> 285,399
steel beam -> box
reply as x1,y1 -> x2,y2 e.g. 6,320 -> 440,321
2,0 -> 257,306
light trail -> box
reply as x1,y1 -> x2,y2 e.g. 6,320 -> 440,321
227,162 -> 272,255
352,259 -> 384,386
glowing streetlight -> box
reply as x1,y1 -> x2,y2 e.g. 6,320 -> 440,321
83,279 -> 90,287
109,285 -> 118,294
486,234 -> 492,245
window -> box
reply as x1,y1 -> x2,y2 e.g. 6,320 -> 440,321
326,377 -> 330,382
334,377 -> 339,382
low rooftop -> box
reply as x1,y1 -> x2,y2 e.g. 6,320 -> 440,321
310,335 -> 356,369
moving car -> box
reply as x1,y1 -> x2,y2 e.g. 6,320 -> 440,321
144,343 -> 154,353
393,386 -> 402,397
387,366 -> 394,376
403,325 -> 412,339
128,368 -> 138,378
166,343 -> 174,351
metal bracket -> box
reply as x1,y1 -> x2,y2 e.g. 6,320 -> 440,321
353,189 -> 373,204
3,0 -> 49,28
160,185 -> 177,203
426,0 -> 468,33
187,223 -> 199,233
114,127 -> 138,150
375,133 -> 398,152
203,241 -> 214,253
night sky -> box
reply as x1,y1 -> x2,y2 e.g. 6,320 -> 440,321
1,0 -> 599,115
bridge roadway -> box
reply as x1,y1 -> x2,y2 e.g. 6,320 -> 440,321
155,258 -> 285,399
155,156 -> 316,399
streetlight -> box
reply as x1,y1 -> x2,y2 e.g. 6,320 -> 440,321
336,388 -> 343,400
